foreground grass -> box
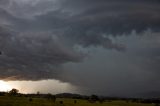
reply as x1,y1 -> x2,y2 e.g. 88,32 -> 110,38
0,96 -> 155,106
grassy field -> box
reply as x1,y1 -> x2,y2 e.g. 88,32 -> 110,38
0,96 -> 156,106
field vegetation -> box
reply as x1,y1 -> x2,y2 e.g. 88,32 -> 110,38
0,89 -> 159,106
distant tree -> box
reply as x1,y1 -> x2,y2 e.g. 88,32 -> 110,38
37,91 -> 40,95
90,95 -> 99,101
88,95 -> 99,103
9,88 -> 19,96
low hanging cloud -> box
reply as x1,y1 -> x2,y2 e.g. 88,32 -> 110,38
0,0 -> 160,85
0,27 -> 83,80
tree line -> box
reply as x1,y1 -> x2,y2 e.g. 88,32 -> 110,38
0,88 -> 160,105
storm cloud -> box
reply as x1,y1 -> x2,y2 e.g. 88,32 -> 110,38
0,0 -> 160,97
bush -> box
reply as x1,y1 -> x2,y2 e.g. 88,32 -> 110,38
59,101 -> 63,104
29,98 -> 33,102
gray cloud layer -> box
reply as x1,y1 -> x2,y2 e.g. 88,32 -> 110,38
63,31 -> 160,97
0,0 -> 160,97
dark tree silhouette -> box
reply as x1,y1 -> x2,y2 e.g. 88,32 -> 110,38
37,91 -> 40,95
9,88 -> 19,96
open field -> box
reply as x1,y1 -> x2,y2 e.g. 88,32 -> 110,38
0,96 -> 156,106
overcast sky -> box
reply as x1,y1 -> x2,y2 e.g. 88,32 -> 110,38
0,0 -> 160,97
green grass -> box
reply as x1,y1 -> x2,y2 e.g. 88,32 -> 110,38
0,96 -> 156,106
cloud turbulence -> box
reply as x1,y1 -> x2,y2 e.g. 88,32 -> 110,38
0,0 -> 160,97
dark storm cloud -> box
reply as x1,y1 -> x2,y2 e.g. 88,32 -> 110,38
0,0 -> 160,90
65,0 -> 160,34
12,0 -> 160,49
63,32 -> 160,97
0,26 -> 82,81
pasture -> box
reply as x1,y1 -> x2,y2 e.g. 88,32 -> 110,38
0,96 -> 156,106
